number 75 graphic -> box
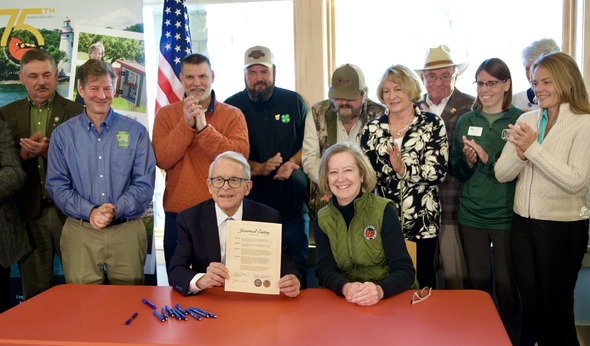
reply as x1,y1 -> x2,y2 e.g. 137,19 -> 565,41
0,8 -> 46,61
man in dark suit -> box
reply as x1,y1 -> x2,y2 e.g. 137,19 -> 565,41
0,119 -> 27,313
0,49 -> 84,300
415,45 -> 474,290
168,151 -> 301,297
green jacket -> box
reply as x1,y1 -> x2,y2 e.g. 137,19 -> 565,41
318,192 -> 391,282
449,106 -> 522,229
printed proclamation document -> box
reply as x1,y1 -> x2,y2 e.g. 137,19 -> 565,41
225,220 -> 282,295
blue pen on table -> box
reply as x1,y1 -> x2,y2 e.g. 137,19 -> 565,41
199,308 -> 217,318
165,305 -> 174,318
173,309 -> 188,321
124,312 -> 138,325
175,303 -> 188,315
152,310 -> 165,322
192,307 -> 217,318
160,307 -> 168,321
187,309 -> 202,321
141,298 -> 157,309
189,307 -> 208,318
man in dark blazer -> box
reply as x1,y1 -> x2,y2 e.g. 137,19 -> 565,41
168,151 -> 301,297
0,119 -> 28,313
0,49 -> 84,300
416,45 -> 474,290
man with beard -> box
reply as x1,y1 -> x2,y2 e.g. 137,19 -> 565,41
302,64 -> 385,218
152,53 -> 249,270
225,46 -> 310,287
0,49 -> 83,300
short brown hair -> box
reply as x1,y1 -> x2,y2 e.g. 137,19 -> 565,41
78,59 -> 117,88
20,49 -> 56,73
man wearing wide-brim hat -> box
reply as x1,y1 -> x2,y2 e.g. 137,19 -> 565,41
416,44 -> 474,290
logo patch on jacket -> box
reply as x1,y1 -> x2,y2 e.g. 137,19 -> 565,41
363,225 -> 377,240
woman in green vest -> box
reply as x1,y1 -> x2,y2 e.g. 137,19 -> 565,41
314,142 -> 415,306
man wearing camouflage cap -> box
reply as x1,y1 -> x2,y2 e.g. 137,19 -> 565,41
302,63 -> 385,217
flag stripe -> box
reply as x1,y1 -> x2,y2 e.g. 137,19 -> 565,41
156,0 -> 192,112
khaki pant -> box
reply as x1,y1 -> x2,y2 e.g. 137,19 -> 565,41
60,218 -> 147,285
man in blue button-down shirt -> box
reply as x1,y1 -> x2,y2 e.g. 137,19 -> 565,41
46,59 -> 155,285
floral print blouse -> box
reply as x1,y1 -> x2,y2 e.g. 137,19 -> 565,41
360,106 -> 448,240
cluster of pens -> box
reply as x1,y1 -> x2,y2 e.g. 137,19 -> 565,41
141,298 -> 217,323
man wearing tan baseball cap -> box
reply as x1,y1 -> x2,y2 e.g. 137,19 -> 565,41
302,64 -> 385,217
225,45 -> 310,287
416,45 -> 473,290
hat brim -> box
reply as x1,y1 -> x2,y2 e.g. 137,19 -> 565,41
415,62 -> 468,76
244,62 -> 274,69
328,87 -> 361,100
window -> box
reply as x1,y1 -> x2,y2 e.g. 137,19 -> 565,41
144,0 -> 294,233
333,0 -> 563,99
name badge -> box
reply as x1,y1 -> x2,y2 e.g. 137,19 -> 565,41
467,126 -> 483,137
116,131 -> 130,148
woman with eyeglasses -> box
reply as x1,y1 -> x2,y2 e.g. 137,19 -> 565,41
449,58 -> 522,344
495,52 -> 590,346
314,142 -> 416,306
360,65 -> 448,289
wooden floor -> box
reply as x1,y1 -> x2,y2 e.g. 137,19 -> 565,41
578,325 -> 590,346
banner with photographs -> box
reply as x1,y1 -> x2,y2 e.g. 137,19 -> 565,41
0,0 -> 156,307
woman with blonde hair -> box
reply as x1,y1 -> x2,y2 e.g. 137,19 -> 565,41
495,51 -> 590,345
361,64 -> 448,288
314,142 -> 415,306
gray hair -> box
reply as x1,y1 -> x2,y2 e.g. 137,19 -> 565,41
88,41 -> 104,55
208,151 -> 251,179
521,38 -> 560,66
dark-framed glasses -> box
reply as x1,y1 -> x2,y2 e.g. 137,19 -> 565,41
474,80 -> 506,87
424,73 -> 455,83
411,286 -> 432,304
209,177 -> 249,188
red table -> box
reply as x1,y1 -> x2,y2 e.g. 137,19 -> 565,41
0,284 -> 510,345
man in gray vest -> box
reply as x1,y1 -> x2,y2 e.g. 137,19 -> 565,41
302,64 -> 385,217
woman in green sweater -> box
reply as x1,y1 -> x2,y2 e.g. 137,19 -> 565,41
449,58 -> 521,344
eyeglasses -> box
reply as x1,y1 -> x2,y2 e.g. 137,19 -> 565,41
209,177 -> 249,188
411,286 -> 432,304
474,80 -> 506,87
424,73 -> 455,83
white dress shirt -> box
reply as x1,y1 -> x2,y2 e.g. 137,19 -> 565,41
188,203 -> 244,293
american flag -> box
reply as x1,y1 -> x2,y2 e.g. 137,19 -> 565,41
156,0 -> 192,111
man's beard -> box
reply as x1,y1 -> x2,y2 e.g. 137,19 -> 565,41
334,104 -> 361,123
247,82 -> 274,103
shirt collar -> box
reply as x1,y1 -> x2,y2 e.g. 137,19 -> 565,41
214,201 -> 244,227
426,91 -> 452,108
83,108 -> 115,131
206,90 -> 216,113
27,93 -> 56,109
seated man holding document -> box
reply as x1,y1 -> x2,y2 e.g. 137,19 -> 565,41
168,151 -> 301,297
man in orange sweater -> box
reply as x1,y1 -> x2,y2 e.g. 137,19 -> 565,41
152,54 -> 249,270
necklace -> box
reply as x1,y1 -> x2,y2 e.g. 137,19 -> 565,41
392,120 -> 412,136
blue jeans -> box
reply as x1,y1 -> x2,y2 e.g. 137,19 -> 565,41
283,213 -> 309,288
